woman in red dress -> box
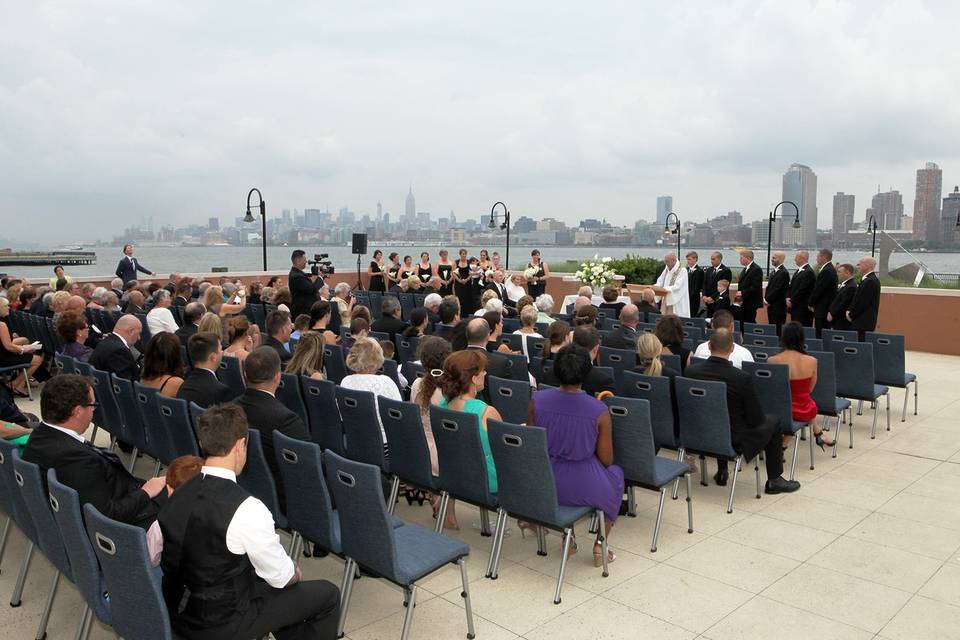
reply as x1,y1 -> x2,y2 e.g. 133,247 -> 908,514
769,322 -> 835,450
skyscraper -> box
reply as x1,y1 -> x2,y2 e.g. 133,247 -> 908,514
782,163 -> 818,245
913,162 -> 942,243
376,201 -> 382,221
656,196 -> 673,225
832,192 -> 855,242
866,190 -> 904,230
942,186 -> 960,245
405,184 -> 416,220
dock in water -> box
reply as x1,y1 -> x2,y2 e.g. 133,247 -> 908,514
0,250 -> 97,266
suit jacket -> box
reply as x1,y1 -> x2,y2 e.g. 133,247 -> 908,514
737,263 -> 763,314
233,388 -> 311,508
764,265 -> 790,318
173,296 -> 189,307
484,281 -> 508,302
789,264 -> 816,323
703,264 -> 733,300
706,288 -> 733,318
288,267 -> 323,319
849,272 -> 881,332
176,368 -> 236,408
542,361 -> 616,397
22,423 -> 158,528
115,255 -> 152,285
175,323 -> 198,347
809,262 -> 838,319
684,356 -> 775,461
89,334 -> 139,380
370,315 -> 409,339
602,325 -> 640,351
829,279 -> 857,330
687,266 -> 705,316
264,335 -> 292,366
635,301 -> 660,317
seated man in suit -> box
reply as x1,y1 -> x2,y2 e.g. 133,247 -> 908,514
173,280 -> 192,307
684,330 -> 800,494
543,326 -> 616,397
158,403 -> 338,639
176,301 -> 205,346
263,309 -> 294,367
434,295 -> 461,340
465,317 -> 512,380
370,296 -> 408,339
828,263 -> 857,331
423,293 -> 443,325
177,332 -> 237,408
89,314 -> 142,380
233,347 -> 311,509
23,374 -> 167,528
635,288 -> 659,316
123,289 -> 146,315
693,310 -> 754,369
602,303 -> 641,351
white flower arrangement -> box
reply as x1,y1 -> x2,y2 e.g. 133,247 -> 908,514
523,266 -> 538,280
574,254 -> 617,289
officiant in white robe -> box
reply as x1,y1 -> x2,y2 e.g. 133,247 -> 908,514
654,253 -> 691,318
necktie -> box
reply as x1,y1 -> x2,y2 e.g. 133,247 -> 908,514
86,441 -> 126,470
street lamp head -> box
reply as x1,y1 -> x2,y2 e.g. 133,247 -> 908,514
792,218 -> 802,229
488,217 -> 497,229
243,209 -> 255,223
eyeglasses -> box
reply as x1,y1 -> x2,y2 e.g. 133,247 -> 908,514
81,402 -> 99,409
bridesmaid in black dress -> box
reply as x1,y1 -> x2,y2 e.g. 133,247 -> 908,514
417,252 -> 433,284
437,249 -> 454,296
527,249 -> 549,300
385,252 -> 401,290
453,249 -> 478,315
399,255 -> 415,281
367,249 -> 385,292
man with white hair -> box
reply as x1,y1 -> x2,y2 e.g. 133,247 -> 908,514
573,295 -> 593,313
848,256 -> 881,341
333,282 -> 353,325
423,292 -> 442,324
577,285 -> 594,299
110,277 -> 124,299
653,252 -> 690,317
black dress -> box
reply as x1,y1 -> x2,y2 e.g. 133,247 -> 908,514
417,264 -> 432,284
437,263 -> 453,296
387,265 -> 401,288
454,263 -> 479,315
527,262 -> 546,299
399,265 -> 414,281
369,261 -> 385,292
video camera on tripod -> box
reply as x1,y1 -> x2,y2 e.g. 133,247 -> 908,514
309,253 -> 336,277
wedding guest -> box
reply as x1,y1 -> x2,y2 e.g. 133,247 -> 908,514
341,338 -> 402,443
198,312 -> 225,345
655,314 -> 692,371
263,310 -> 293,367
769,322 -> 834,450
602,304 -> 641,351
694,310 -> 753,368
735,249 -> 763,325
513,305 -> 543,359
57,310 -> 93,362
147,289 -> 179,335
686,251 -> 705,317
223,315 -> 259,363
308,300 -> 339,346
598,285 -> 625,316
541,319 -> 571,360
526,249 -> 549,299
285,331 -> 326,380
402,308 -> 429,339
139,333 -> 186,398
635,289 -> 659,316
535,294 -> 555,325
787,250 -> 815,327
808,249 -> 838,337
764,250 -> 790,334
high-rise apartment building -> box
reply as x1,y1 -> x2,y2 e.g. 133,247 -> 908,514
782,163 -> 818,245
942,186 -> 960,245
832,192 -> 855,242
866,190 -> 904,230
913,162 -> 942,243
656,196 -> 673,225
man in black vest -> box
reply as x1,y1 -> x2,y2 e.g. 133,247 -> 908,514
764,251 -> 790,335
828,263 -> 857,331
685,251 -> 705,318
847,256 -> 882,341
159,403 -> 339,640
735,249 -> 763,326
808,249 -> 838,337
288,250 -> 325,319
787,250 -> 815,327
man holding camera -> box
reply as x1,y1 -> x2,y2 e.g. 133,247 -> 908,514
288,250 -> 325,319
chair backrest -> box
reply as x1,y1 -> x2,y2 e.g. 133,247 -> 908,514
273,432 -> 338,550
502,317 -> 520,333
84,504 -> 174,640
378,397 -> 436,490
742,322 -> 776,336
747,345 -> 781,362
156,395 -> 200,464
598,346 -> 636,381
368,330 -> 390,343
111,374 -> 149,453
55,353 -> 78,375
335,386 -> 386,468
13,452 -> 72,576
322,451 -> 397,578
497,333 -> 523,352
216,355 -> 246,398
0,440 -> 36,543
660,353 -> 682,372
487,420 -> 561,523
674,377 -> 737,457
617,370 -> 678,449
90,367 -> 124,440
397,292 -> 415,321
742,334 -> 779,348
394,335 -> 420,365
603,396 -> 658,485
804,338 -> 823,352
368,291 -> 384,320
250,303 -> 266,331
802,326 -> 818,340
865,332 -> 906,387
826,341 -> 876,399
528,356 -> 545,382
429,405 -> 495,507
741,361 -> 793,432
277,372 -> 309,426
237,429 -> 286,527
47,469 -> 110,624
681,326 -> 703,341
490,351 -> 530,382
523,335 -> 546,361
299,376 -> 345,455
809,351 -> 840,414
681,316 -> 708,330
323,345 -> 348,384
401,361 -> 425,388
133,382 -> 163,459
823,329 -> 858,344
375,359 -> 402,391
487,375 -> 531,425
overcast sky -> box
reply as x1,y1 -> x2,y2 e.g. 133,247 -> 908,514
3,1 -> 960,243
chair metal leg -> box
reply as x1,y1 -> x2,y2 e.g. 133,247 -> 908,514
74,605 -> 93,640
870,397 -> 880,439
588,512 -> 599,534
485,508 -> 506,579
387,476 -> 400,515
685,473 -> 694,533
152,458 -> 162,477
336,558 -> 356,638
459,558 -> 477,639
901,385 -> 909,422
125,447 -> 139,473
35,570 -> 61,640
848,408 -> 854,449
399,586 -> 418,640
10,541 -> 34,607
24,374 -> 32,401
671,448 -> 684,499
536,526 -> 548,556
627,486 -> 637,517
650,488 -> 666,552
789,430 -> 800,481
0,516 -> 11,572
886,392 -> 891,431
914,378 -> 918,415
726,456 -> 742,514
809,422 -> 817,470
699,455 -> 708,487
479,507 -> 492,537
754,455 -> 761,499
553,528 -> 573,604
597,509 -> 609,578
489,510 -> 508,579
434,492 -> 449,533
831,415 -> 841,458
857,399 -> 863,415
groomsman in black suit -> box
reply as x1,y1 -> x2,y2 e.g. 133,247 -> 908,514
764,251 -> 790,334
735,249 -> 763,326
707,278 -> 734,318
808,249 -> 839,337
685,251 -> 705,317
828,263 -> 857,331
115,244 -> 154,285
848,256 -> 882,341
701,251 -> 732,313
787,250 -> 815,327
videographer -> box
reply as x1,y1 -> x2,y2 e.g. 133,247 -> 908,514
288,250 -> 325,319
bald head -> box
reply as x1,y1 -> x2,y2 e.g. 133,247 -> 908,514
664,253 -> 677,268
619,303 -> 640,326
771,251 -> 786,267
858,256 -> 877,275
573,295 -> 592,311
642,289 -> 655,303
466,317 -> 491,346
794,250 -> 809,267
113,314 -> 143,345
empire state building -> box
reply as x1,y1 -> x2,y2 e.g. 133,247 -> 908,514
405,184 -> 416,221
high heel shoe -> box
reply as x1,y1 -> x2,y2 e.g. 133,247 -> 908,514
814,430 -> 835,450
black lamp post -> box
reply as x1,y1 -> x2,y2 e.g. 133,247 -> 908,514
766,201 -> 801,277
664,212 -> 681,256
488,201 -> 511,269
243,188 -> 267,271
867,214 -> 879,258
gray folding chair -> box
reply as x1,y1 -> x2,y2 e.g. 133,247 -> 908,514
300,376 -> 345,455
598,346 -> 636,383
487,375 -> 531,425
323,345 -> 349,384
826,342 -> 890,440
742,334 -> 779,348
133,383 -> 165,474
394,335 -> 420,365
823,329 -> 858,343
111,374 -> 149,471
0,439 -> 38,608
748,345 -> 781,362
743,322 -> 776,336
809,351 -> 853,461
237,428 -> 287,529
277,372 -> 309,426
216,354 -> 246,398
742,362 -> 808,479
866,332 -> 918,422
378,397 -> 440,514
660,353 -> 682,371
156,395 -> 201,464
336,386 -> 388,470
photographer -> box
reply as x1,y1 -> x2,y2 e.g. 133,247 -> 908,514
288,250 -> 325,319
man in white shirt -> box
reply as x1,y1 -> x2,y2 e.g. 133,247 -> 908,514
695,310 -> 754,368
146,289 -> 179,335
653,252 -> 690,317
158,403 -> 339,640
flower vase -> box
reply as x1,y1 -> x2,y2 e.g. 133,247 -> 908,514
592,285 -> 602,297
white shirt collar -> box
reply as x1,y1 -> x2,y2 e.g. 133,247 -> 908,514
688,263 -> 698,270
840,277 -> 854,286
114,333 -> 128,348
201,465 -> 236,482
44,422 -> 86,444
744,262 -> 755,269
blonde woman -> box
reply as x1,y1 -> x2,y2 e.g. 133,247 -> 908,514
198,312 -> 225,345
635,332 -> 693,469
224,315 -> 260,363
204,284 -> 247,317
340,338 -> 401,443
286,331 -> 326,380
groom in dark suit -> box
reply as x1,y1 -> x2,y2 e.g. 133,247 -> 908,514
115,244 -> 155,285
828,264 -> 857,331
735,250 -> 763,326
22,375 -> 167,529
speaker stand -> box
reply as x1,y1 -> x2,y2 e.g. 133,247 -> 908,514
355,254 -> 365,291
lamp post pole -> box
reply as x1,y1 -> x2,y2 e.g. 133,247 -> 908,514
489,201 -> 511,269
664,212 -> 681,256
766,201 -> 800,278
867,215 -> 878,258
244,188 -> 267,271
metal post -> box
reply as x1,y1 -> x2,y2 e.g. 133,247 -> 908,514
767,201 -> 800,277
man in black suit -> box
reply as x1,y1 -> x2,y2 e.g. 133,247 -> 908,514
735,249 -> 763,326
264,309 -> 294,367
370,296 -> 408,339
543,326 -> 616,396
423,293 -> 443,325
435,296 -> 461,341
701,251 -> 732,312
635,289 -> 659,316
115,244 -> 155,285
465,318 -> 512,386
484,269 -> 508,302
175,301 -> 204,347
763,251 -> 790,335
808,249 -> 839,337
787,250 -> 815,327
173,281 -> 192,307
847,256 -> 882,341
22,375 -> 167,528
89,314 -> 142,380
288,250 -> 324,319
234,346 -> 312,508
177,332 -> 237,408
684,330 -> 801,494
706,278 -> 734,318
685,251 -> 705,318
828,263 -> 857,331
602,304 -> 641,351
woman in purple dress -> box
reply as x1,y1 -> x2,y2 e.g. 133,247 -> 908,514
527,343 -> 623,567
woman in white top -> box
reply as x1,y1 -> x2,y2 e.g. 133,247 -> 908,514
512,305 -> 544,360
146,289 -> 179,335
339,338 -> 402,443
505,273 -> 527,304
534,294 -> 555,325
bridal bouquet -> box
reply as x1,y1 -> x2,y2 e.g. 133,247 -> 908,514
575,255 -> 617,289
523,266 -> 538,280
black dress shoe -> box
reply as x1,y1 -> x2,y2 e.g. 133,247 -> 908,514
713,467 -> 729,486
764,477 -> 801,494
